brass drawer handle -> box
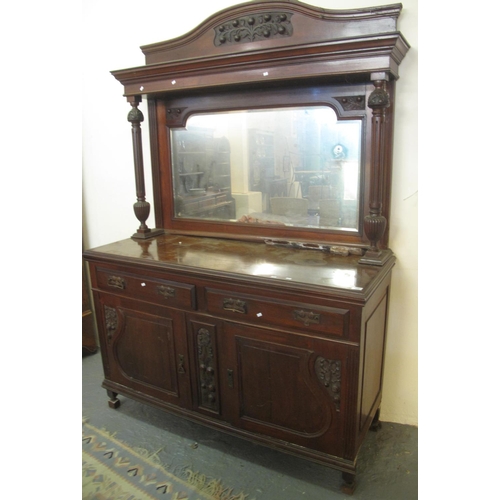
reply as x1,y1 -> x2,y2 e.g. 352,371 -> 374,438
157,285 -> 176,299
222,298 -> 247,314
293,309 -> 320,326
107,276 -> 126,290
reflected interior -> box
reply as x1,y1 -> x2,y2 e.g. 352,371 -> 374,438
171,106 -> 362,231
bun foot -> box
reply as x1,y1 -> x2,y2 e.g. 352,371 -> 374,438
341,472 -> 356,495
107,390 -> 120,409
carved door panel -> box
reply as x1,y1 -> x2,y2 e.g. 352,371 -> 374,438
186,315 -> 225,419
95,294 -> 191,408
219,321 -> 354,457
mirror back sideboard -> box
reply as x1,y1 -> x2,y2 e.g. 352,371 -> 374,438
84,1 -> 409,493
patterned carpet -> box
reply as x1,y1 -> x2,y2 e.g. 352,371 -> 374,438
82,421 -> 248,500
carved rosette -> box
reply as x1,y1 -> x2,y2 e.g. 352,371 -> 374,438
315,357 -> 342,412
197,328 -> 218,411
104,305 -> 118,341
214,12 -> 293,46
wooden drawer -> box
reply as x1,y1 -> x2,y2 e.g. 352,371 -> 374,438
95,266 -> 196,310
204,287 -> 350,338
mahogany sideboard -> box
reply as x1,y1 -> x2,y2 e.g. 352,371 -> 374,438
84,234 -> 394,493
84,1 -> 409,493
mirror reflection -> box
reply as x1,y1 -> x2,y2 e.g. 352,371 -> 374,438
171,106 -> 362,231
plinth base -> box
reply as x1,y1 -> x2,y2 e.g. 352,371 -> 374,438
131,228 -> 164,240
359,248 -> 393,266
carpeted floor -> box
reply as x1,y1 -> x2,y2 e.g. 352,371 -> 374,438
83,420 -> 247,499
83,351 -> 417,499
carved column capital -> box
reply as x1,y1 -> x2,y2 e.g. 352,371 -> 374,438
127,105 -> 144,123
368,80 -> 390,110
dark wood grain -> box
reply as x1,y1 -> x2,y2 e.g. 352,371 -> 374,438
85,234 -> 394,491
110,1 -> 408,250
85,2 -> 409,493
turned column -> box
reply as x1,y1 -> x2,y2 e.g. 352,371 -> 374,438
127,95 -> 163,239
359,73 -> 392,266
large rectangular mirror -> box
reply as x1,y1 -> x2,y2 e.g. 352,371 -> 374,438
171,106 -> 362,232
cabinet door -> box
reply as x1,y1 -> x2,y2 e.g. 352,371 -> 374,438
219,322 -> 355,457
94,293 -> 191,408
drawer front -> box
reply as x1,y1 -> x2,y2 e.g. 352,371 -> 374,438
95,267 -> 196,310
204,288 -> 350,338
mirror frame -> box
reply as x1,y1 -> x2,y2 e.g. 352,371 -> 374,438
154,82 -> 372,247
111,1 -> 409,261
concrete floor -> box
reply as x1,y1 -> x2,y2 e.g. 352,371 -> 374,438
83,351 -> 417,499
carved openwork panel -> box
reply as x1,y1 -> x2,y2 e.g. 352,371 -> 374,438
214,12 -> 293,46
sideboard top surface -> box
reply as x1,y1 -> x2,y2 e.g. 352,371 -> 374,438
84,234 -> 394,298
